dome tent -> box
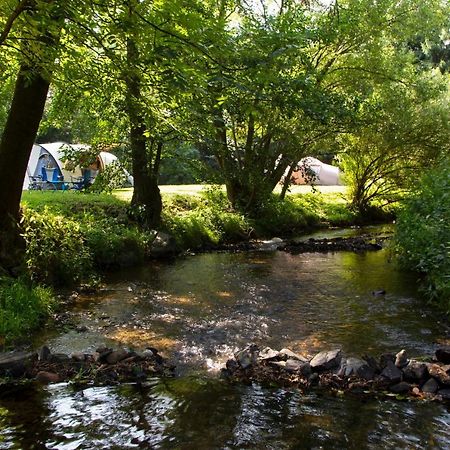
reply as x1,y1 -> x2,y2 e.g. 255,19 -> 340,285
23,142 -> 133,190
289,157 -> 342,186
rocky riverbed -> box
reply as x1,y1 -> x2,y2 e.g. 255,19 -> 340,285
222,344 -> 450,403
0,345 -> 174,391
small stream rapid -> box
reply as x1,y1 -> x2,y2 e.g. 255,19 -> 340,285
1,227 -> 449,449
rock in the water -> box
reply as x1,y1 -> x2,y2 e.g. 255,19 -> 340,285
389,382 -> 411,394
438,389 -> 450,400
284,359 -> 311,376
38,346 -> 51,362
381,361 -> 402,383
338,357 -> 365,377
310,349 -> 342,372
226,359 -> 239,373
70,352 -> 86,362
422,378 -> 439,394
372,290 -> 386,296
395,349 -> 409,368
402,361 -> 428,382
379,353 -> 395,369
279,348 -> 308,363
258,347 -> 279,361
436,347 -> 450,365
269,361 -> 286,369
0,351 -> 37,377
49,353 -> 71,364
106,349 -> 129,365
235,344 -> 259,369
150,232 -> 179,258
427,364 -> 450,386
36,371 -> 60,384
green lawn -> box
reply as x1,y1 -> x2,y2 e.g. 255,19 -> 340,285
114,184 -> 347,201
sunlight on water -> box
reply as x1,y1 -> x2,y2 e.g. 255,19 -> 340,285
2,232 -> 450,449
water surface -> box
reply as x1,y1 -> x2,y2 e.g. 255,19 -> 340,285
2,238 -> 450,449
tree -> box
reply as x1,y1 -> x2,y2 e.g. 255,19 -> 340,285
0,0 -> 64,274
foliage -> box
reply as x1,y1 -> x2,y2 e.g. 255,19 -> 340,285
162,187 -> 357,247
21,207 -> 94,286
338,75 -> 450,213
20,192 -> 156,284
395,161 -> 450,306
0,277 -> 54,345
88,161 -> 129,194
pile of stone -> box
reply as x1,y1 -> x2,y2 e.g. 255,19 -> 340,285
0,345 -> 174,386
222,344 -> 450,402
281,235 -> 386,254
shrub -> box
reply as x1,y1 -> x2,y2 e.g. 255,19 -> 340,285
395,161 -> 450,307
21,207 -> 93,286
0,277 -> 54,345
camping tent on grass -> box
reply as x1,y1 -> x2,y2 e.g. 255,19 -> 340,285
23,142 -> 133,190
288,157 -> 342,186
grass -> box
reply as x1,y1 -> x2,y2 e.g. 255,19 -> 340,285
113,184 -> 347,201
0,277 -> 54,346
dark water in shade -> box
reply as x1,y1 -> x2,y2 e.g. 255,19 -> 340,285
1,229 -> 450,449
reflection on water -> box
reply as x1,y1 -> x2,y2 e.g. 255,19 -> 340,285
1,378 -> 450,449
2,239 -> 450,448
36,248 -> 446,369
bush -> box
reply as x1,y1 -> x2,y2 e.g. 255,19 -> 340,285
21,207 -> 94,286
395,161 -> 450,307
0,277 -> 54,345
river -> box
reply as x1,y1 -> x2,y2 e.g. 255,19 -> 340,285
1,227 -> 449,449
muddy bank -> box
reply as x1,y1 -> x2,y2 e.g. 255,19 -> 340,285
222,344 -> 450,403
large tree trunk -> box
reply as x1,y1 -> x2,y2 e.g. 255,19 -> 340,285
126,29 -> 162,229
0,68 -> 50,275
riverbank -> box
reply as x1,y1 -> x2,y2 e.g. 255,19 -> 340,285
1,187 -> 391,347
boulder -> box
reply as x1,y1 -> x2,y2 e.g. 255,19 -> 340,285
362,355 -> 380,373
381,361 -> 402,383
279,348 -> 308,363
258,347 -> 279,361
70,352 -> 87,362
402,361 -> 428,382
38,346 -> 51,362
235,344 -> 259,369
36,371 -> 60,384
395,349 -> 409,368
421,378 -> 439,394
426,364 -> 450,386
285,359 -> 311,376
0,351 -> 37,377
150,232 -> 179,258
106,349 -> 130,365
226,359 -> 239,373
338,357 -> 365,376
49,353 -> 71,364
379,353 -> 395,369
269,361 -> 286,369
435,347 -> 450,365
389,382 -> 411,394
310,349 -> 342,372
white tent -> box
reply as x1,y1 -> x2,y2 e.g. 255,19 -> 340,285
23,142 -> 133,190
288,157 -> 342,186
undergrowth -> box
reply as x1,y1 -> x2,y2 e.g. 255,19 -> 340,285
0,277 -> 54,346
394,161 -> 450,308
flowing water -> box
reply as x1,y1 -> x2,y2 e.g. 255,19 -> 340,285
1,228 -> 450,449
